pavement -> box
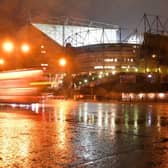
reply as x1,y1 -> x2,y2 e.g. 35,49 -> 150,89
0,100 -> 168,168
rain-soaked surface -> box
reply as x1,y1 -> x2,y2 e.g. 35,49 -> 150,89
0,100 -> 168,168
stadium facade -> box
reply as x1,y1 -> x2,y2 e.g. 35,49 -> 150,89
73,43 -> 140,73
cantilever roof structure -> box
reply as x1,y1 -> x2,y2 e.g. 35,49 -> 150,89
32,16 -> 142,47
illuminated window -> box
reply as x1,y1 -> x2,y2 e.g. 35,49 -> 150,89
104,66 -> 115,69
94,66 -> 103,69
84,79 -> 88,83
41,50 -> 46,54
112,71 -> 116,75
121,66 -> 127,69
104,58 -> 114,62
98,74 -> 103,78
158,93 -> 165,99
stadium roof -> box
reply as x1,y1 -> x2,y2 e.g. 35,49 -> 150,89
32,16 -> 142,47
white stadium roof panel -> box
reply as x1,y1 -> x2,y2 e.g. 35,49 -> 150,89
32,23 -> 119,47
32,17 -> 142,47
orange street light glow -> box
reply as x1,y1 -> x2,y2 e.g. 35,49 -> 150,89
21,44 -> 30,53
0,59 -> 4,65
2,41 -> 14,53
59,58 -> 67,67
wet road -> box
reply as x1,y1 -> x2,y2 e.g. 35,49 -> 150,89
0,100 -> 168,168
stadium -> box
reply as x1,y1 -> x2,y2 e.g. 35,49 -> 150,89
30,14 -> 168,76
0,14 -> 167,97
32,16 -> 142,74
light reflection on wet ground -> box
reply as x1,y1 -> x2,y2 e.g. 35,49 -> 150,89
0,100 -> 168,167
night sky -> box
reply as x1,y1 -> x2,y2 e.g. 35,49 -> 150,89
0,0 -> 168,29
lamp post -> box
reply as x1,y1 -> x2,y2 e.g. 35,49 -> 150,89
152,54 -> 160,82
59,57 -> 73,98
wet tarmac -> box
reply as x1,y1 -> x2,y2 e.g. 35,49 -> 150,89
0,100 -> 168,167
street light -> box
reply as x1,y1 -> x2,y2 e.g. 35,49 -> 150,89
21,43 -> 30,53
2,41 -> 31,69
2,41 -> 30,54
58,58 -> 73,98
2,41 -> 14,53
59,58 -> 67,67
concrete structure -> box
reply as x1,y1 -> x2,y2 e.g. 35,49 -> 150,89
73,43 -> 140,73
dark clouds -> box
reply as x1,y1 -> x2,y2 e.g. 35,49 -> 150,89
0,0 -> 168,28
28,0 -> 168,28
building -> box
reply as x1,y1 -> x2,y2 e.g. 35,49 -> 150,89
0,24 -> 64,72
32,17 -> 141,74
73,43 -> 140,74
